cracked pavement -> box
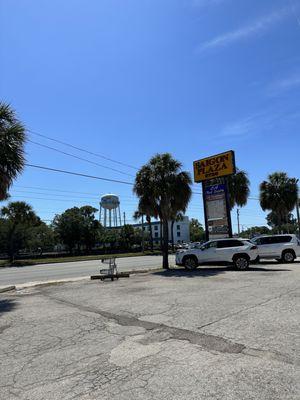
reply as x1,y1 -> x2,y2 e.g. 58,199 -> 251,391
0,262 -> 299,399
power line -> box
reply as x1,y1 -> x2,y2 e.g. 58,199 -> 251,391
24,164 -> 261,209
11,190 -> 100,200
13,185 -> 139,199
10,190 -> 143,205
28,139 -> 135,178
25,164 -> 134,186
24,163 -> 209,197
28,130 -> 138,170
10,195 -> 100,203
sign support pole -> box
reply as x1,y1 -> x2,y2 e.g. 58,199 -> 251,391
202,181 -> 209,242
224,177 -> 233,238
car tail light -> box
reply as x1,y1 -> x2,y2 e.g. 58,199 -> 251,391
250,245 -> 257,250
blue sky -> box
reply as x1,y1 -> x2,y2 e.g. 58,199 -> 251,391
1,0 -> 300,231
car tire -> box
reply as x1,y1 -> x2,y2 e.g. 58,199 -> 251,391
183,256 -> 198,271
281,250 -> 295,263
233,255 -> 249,270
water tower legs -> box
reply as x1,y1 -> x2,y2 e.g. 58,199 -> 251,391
118,206 -> 122,226
104,208 -> 107,227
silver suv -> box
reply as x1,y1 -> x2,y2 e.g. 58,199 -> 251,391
251,234 -> 300,263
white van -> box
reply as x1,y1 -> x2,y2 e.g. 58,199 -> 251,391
251,234 -> 300,263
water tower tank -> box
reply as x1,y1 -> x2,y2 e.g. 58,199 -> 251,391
100,194 -> 120,210
99,194 -> 122,227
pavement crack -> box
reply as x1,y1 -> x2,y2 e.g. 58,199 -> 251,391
197,287 -> 300,331
41,292 -> 245,355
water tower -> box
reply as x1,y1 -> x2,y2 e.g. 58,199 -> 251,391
99,194 -> 122,227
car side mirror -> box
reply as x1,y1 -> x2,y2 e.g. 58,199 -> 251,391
200,246 -> 205,251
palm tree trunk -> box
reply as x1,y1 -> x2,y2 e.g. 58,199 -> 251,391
171,220 -> 175,252
160,222 -> 163,250
146,216 -> 153,252
162,220 -> 169,269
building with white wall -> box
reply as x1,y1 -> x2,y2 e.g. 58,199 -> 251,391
133,216 -> 190,244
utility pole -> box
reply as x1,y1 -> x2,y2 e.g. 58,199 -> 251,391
237,208 -> 240,236
123,212 -> 126,226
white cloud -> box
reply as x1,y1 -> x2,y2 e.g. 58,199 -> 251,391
218,114 -> 261,138
197,7 -> 291,52
267,73 -> 300,96
218,110 -> 281,139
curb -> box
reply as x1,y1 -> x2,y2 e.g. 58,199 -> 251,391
0,285 -> 16,293
14,267 -> 164,290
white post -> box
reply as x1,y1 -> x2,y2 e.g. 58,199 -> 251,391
104,209 -> 107,227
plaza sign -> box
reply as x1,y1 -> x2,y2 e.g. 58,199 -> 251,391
193,150 -> 236,182
204,183 -> 230,239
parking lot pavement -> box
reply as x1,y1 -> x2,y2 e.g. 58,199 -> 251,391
0,262 -> 299,400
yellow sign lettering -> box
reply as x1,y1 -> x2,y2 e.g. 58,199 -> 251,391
193,151 -> 235,182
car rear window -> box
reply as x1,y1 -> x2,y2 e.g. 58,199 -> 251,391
217,240 -> 244,248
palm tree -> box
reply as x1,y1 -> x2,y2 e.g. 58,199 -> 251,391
0,102 -> 26,200
260,172 -> 298,231
133,200 -> 155,252
134,153 -> 192,269
227,169 -> 250,210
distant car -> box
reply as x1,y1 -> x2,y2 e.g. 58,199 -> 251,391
250,234 -> 300,263
175,238 -> 258,270
188,242 -> 202,249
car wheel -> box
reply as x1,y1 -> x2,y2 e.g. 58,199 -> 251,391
183,256 -> 198,271
233,255 -> 249,270
282,250 -> 295,263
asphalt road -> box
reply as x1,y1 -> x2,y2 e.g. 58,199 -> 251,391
1,262 -> 299,399
0,255 -> 174,286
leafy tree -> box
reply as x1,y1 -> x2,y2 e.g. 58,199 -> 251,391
119,224 -> 136,251
239,226 -> 270,238
190,218 -> 205,242
0,103 -> 26,200
101,229 -> 120,251
134,153 -> 192,269
260,172 -> 298,230
53,206 -> 100,253
26,223 -> 55,253
0,201 -> 41,262
227,169 -> 250,210
80,206 -> 101,252
53,208 -> 83,253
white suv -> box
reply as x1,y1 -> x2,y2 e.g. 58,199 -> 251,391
175,238 -> 258,270
251,234 -> 300,263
